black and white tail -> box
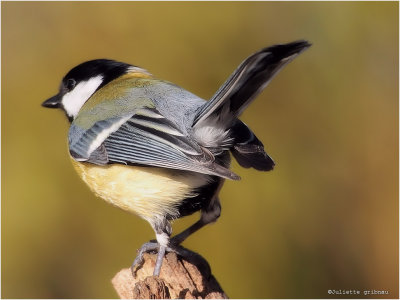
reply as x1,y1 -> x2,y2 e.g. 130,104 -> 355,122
193,40 -> 311,172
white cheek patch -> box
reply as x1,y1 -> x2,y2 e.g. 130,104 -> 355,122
61,75 -> 103,118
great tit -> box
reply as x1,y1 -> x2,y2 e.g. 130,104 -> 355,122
42,40 -> 310,276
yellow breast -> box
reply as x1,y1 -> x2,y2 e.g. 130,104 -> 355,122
70,158 -> 210,222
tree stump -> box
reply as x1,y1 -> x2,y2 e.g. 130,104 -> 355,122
112,248 -> 228,299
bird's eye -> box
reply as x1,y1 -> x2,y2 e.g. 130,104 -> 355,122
66,78 -> 76,91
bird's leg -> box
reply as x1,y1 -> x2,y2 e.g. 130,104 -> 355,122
169,219 -> 206,246
153,224 -> 171,276
153,243 -> 166,276
132,199 -> 220,276
170,199 -> 221,246
131,219 -> 172,277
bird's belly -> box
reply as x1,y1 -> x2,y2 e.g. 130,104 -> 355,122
70,158 -> 210,221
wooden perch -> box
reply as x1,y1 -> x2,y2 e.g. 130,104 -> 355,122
112,247 -> 228,299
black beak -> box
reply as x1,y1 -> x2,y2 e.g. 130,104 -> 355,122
42,94 -> 61,108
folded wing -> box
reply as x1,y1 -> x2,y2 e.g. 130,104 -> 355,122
69,106 -> 239,180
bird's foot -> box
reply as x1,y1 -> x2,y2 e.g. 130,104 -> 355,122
131,241 -> 158,277
131,241 -> 211,278
131,241 -> 174,277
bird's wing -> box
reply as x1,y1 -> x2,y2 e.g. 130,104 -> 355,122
68,77 -> 239,180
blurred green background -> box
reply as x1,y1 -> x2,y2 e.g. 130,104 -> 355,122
2,2 -> 398,299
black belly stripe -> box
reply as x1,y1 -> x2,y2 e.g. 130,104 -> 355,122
166,176 -> 221,219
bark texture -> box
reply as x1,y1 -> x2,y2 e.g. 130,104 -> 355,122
112,249 -> 227,299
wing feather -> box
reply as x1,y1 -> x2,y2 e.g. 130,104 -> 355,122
69,106 -> 239,180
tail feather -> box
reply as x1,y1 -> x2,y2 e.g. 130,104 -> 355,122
193,40 -> 311,129
231,120 -> 274,171
232,144 -> 275,171
192,40 -> 310,172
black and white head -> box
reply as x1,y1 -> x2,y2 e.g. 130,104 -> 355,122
42,59 -> 149,121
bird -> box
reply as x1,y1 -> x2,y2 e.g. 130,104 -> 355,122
42,40 -> 310,276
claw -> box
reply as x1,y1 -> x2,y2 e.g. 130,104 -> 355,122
131,241 -> 159,277
131,241 -> 209,278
